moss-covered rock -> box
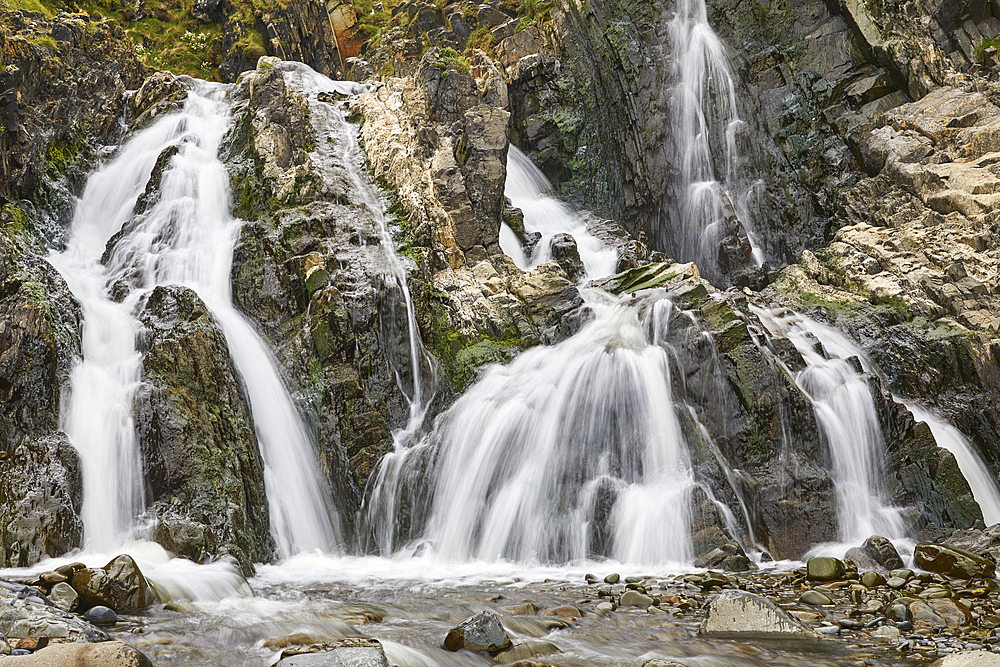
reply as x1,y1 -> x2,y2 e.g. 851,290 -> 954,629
134,285 -> 273,572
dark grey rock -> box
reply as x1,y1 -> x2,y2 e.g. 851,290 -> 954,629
443,611 -> 513,654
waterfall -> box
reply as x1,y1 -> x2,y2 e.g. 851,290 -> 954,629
366,292 -> 696,565
501,146 -> 618,280
906,403 -> 1000,526
753,309 -> 905,542
49,80 -> 340,557
669,0 -> 763,272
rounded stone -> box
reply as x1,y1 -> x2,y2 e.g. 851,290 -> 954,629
861,571 -> 887,587
807,556 -> 844,582
619,590 -> 655,607
887,577 -> 908,589
604,573 -> 620,584
83,605 -> 118,624
799,589 -> 833,605
595,601 -> 615,613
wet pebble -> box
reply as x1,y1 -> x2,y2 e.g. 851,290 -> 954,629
84,605 -> 118,624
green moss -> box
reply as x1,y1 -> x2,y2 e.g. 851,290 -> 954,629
45,135 -> 86,180
1,0 -> 56,16
465,26 -> 494,53
976,36 -> 1000,63
438,46 -> 471,75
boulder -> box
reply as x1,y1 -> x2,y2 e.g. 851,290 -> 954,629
443,611 -> 513,654
914,543 -> 995,579
0,641 -> 152,666
807,556 -> 845,581
908,598 -> 973,626
861,535 -> 904,570
70,555 -> 153,612
47,583 -> 78,612
935,650 -> 1000,666
701,590 -> 817,638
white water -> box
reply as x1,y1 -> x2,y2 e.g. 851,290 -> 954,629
907,403 -> 1000,526
367,291 -> 696,565
276,61 -> 435,434
753,309 -> 905,543
670,0 -> 764,271
501,146 -> 618,281
50,79 -> 339,557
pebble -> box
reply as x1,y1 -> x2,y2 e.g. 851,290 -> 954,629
799,590 -> 833,605
595,601 -> 615,613
84,605 -> 118,624
604,574 -> 620,584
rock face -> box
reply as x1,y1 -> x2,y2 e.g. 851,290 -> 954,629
134,285 -> 273,572
701,590 -> 816,638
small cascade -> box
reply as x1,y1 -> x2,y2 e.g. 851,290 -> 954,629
906,403 -> 1000,526
501,146 -> 618,281
276,62 -> 437,433
669,0 -> 763,273
366,291 -> 697,565
753,309 -> 905,543
50,80 -> 340,556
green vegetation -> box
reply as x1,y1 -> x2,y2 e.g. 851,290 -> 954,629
509,0 -> 555,30
0,0 -> 55,17
465,26 -> 493,53
975,36 -> 1000,63
751,0 -> 794,44
438,46 -> 470,75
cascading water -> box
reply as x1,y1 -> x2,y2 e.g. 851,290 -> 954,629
366,290 -> 697,565
753,309 -> 905,543
906,403 -> 1000,526
50,79 -> 340,557
670,0 -> 764,272
501,146 -> 618,280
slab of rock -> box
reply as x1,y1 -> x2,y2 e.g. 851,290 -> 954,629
276,638 -> 388,666
914,543 -> 996,579
934,650 -> 1000,666
0,641 -> 151,666
443,611 -> 512,654
700,590 -> 817,638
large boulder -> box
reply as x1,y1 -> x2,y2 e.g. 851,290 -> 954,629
913,543 -> 996,579
700,590 -> 817,638
69,554 -> 154,612
0,641 -> 151,666
444,611 -> 513,654
860,535 -> 904,571
275,638 -> 389,667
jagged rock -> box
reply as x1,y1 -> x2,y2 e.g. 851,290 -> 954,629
444,611 -> 513,654
914,543 -> 996,579
454,105 -> 510,250
47,583 -> 77,613
701,590 -> 816,637
0,641 -> 152,666
689,487 -> 754,572
861,535 -> 904,571
133,285 -> 273,571
129,72 -> 187,130
0,581 -> 108,642
549,233 -> 583,282
418,48 -> 481,125
70,555 -> 153,612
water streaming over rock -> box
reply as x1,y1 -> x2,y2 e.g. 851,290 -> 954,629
905,405 -> 1000,525
501,145 -> 618,280
49,79 -> 341,557
366,291 -> 697,564
276,63 -> 437,433
753,309 -> 905,543
669,0 -> 764,273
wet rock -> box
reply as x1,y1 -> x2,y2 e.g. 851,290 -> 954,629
0,641 -> 152,666
604,574 -> 620,584
493,640 -> 560,664
133,285 -> 273,571
619,591 -> 655,607
861,571 -> 887,587
914,543 -> 996,579
799,589 -> 833,605
701,590 -> 817,638
807,556 -> 844,581
275,638 -> 389,666
82,606 -> 117,625
861,536 -> 905,571
443,611 -> 512,654
935,650 -> 1000,666
908,598 -> 973,626
0,581 -> 108,642
47,583 -> 77,613
70,555 -> 153,612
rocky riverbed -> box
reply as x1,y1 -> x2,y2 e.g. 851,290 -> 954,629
7,537 -> 1000,665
